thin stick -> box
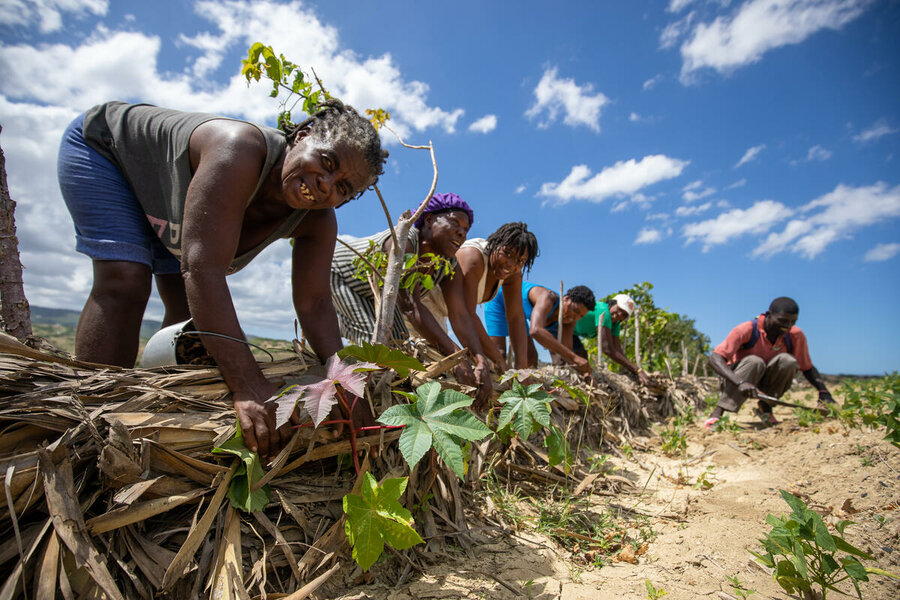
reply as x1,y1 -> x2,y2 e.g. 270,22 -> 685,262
374,184 -> 398,253
556,280 -> 564,344
596,318 -> 604,368
634,306 -> 642,370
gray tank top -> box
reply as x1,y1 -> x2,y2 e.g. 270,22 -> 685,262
82,101 -> 307,274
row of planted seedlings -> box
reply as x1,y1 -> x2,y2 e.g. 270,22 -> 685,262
0,334 -> 631,599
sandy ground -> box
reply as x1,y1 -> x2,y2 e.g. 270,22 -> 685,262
334,387 -> 900,600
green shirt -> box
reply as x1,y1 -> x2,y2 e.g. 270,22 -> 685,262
574,301 -> 621,339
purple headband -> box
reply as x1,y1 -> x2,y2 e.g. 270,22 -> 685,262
413,192 -> 474,229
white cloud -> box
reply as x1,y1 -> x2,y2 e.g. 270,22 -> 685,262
753,182 -> 900,258
790,144 -> 833,165
0,0 -> 470,339
0,1 -> 465,138
675,201 -> 713,216
736,143 -> 765,167
514,185 -> 526,194
668,0 -> 698,12
853,118 -> 898,143
660,11 -> 696,49
726,177 -> 747,189
683,199 -> 794,251
635,228 -> 665,244
864,242 -> 900,262
674,0 -> 874,83
538,155 -> 689,205
806,144 -> 832,161
683,181 -> 716,201
629,112 -> 641,122
0,0 -> 107,33
468,114 -> 497,134
642,74 -> 663,90
525,66 -> 609,132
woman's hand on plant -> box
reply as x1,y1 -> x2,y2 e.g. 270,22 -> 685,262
453,361 -> 477,386
473,361 -> 493,411
637,369 -> 653,387
573,355 -> 592,378
234,382 -> 284,460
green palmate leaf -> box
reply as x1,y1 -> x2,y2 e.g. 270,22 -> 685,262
212,425 -> 271,512
338,342 -> 425,377
343,473 -> 424,571
377,381 -> 491,478
497,380 -> 552,440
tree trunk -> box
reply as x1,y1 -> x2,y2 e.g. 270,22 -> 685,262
0,125 -> 32,341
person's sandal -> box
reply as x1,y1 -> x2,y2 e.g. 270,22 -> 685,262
703,417 -> 719,431
754,408 -> 779,427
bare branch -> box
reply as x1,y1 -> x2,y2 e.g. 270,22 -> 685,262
374,184 -> 398,253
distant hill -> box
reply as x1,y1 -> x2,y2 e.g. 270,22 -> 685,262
31,305 -> 162,339
27,305 -> 295,364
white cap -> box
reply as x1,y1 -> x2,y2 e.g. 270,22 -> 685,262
612,294 -> 636,316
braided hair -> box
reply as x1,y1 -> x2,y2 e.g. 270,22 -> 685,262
286,99 -> 388,195
485,222 -> 539,273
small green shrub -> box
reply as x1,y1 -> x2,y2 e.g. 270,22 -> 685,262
751,490 -> 898,599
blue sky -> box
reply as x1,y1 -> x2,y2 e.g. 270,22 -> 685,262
1,0 -> 898,374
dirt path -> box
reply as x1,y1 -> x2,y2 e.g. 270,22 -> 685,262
337,390 -> 899,600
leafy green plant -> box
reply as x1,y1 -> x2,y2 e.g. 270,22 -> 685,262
337,341 -> 425,377
659,423 -> 687,456
751,490 -> 898,599
795,406 -> 825,428
343,472 -> 424,571
693,466 -> 717,490
713,414 -> 741,434
496,379 -> 554,440
620,442 -> 634,459
644,580 -> 666,599
240,42 -> 331,131
836,374 -> 900,448
377,381 -> 491,478
725,574 -> 755,599
212,426 -> 271,512
351,240 -> 454,295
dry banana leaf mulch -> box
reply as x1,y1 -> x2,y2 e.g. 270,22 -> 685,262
0,332 -> 712,599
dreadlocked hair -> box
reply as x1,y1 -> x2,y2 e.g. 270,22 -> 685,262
286,98 -> 388,193
485,222 -> 539,273
565,285 -> 595,310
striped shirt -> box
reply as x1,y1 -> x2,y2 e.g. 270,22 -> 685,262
331,227 -> 455,344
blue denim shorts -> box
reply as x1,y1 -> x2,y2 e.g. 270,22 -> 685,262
57,114 -> 182,275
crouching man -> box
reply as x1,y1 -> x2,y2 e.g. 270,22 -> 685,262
706,296 -> 834,429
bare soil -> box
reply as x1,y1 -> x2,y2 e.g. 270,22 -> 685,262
336,387 -> 900,600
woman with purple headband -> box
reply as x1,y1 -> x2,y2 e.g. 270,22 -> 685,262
330,192 -> 493,406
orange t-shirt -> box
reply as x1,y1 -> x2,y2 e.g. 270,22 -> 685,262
713,314 -> 812,371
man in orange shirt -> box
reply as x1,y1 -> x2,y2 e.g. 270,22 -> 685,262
705,297 -> 834,429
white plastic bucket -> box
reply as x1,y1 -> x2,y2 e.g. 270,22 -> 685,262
141,319 -> 193,368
